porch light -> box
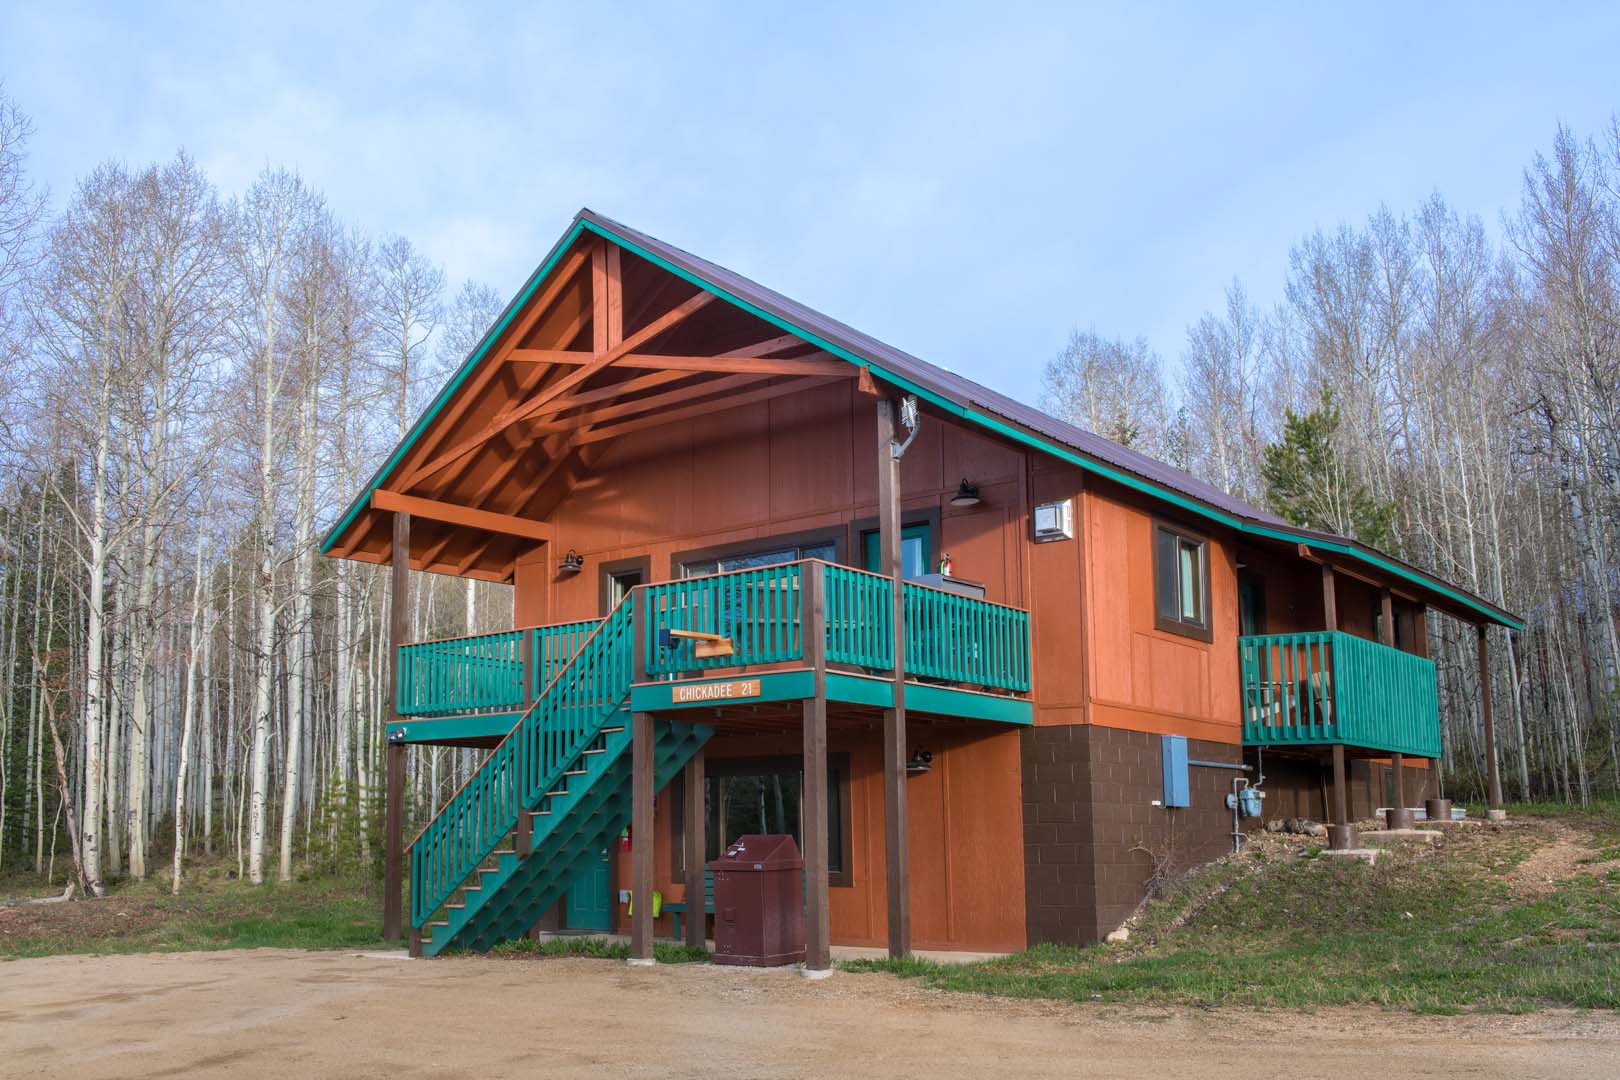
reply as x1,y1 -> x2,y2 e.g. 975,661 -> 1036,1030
559,549 -> 585,575
949,478 -> 981,507
906,749 -> 933,774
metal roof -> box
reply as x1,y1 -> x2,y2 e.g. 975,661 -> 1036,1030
322,208 -> 1521,630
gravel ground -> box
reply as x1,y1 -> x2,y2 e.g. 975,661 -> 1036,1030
3,948 -> 1618,1078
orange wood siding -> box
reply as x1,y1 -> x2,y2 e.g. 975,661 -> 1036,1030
1081,482 -> 1242,746
615,725 -> 1028,953
516,383 -> 1031,619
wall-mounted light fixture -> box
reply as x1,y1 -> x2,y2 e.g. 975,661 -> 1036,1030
559,549 -> 585,575
906,748 -> 933,774
949,478 -> 981,508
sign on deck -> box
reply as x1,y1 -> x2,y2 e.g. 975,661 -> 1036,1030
670,678 -> 763,704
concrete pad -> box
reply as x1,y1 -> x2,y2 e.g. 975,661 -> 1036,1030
1362,829 -> 1440,845
1487,809 -> 1508,821
1319,848 -> 1380,865
830,944 -> 1009,965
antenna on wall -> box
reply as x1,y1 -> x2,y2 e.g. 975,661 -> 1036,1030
891,395 -> 920,460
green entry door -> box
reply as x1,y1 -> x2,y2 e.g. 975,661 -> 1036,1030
862,523 -> 931,580
565,848 -> 613,931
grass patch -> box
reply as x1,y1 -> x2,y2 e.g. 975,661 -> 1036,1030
0,859 -> 389,960
488,935 -> 710,964
845,807 -> 1620,1013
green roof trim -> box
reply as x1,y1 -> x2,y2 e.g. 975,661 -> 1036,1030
318,220 -> 590,555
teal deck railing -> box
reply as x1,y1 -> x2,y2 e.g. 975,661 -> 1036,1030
396,629 -> 526,717
643,562 -> 807,674
410,602 -> 634,930
902,580 -> 1032,692
1240,630 -> 1441,758
400,560 -> 1033,730
823,565 -> 894,670
396,620 -> 600,718
530,619 -> 600,699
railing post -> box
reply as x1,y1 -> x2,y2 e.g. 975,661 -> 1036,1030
519,628 -> 535,713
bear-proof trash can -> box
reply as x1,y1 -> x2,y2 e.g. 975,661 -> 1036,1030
708,834 -> 805,967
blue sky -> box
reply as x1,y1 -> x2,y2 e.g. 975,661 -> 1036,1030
3,3 -> 1616,405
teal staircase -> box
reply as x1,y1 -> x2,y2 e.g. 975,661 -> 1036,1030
411,597 -> 711,956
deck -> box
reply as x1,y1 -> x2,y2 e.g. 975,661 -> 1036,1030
1240,630 -> 1441,758
389,560 -> 1032,744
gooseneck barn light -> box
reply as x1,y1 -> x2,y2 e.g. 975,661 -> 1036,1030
950,478 -> 982,507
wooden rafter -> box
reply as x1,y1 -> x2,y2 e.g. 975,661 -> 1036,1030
420,304 -> 596,503
507,349 -> 847,377
574,375 -> 843,445
525,373 -> 771,437
370,490 -> 553,543
401,290 -> 716,490
457,335 -> 812,512
392,248 -> 589,487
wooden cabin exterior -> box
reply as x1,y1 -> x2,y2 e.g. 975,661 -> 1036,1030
321,211 -> 1521,966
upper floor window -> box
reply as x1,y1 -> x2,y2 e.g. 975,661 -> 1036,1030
1154,522 -> 1211,641
680,540 -> 835,578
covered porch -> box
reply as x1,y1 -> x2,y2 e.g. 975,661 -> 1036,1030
1237,549 -> 1520,847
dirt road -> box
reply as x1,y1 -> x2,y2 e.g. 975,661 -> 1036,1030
2,949 -> 1616,1079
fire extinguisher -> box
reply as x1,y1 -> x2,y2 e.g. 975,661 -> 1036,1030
939,553 -> 953,577
619,826 -> 631,852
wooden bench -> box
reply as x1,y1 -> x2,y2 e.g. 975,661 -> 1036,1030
664,869 -> 715,941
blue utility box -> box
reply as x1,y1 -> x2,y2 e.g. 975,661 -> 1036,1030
1161,735 -> 1190,807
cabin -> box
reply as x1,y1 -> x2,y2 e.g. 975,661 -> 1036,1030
320,210 -> 1521,967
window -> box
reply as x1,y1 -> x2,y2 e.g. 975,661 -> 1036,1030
861,523 -> 931,580
680,540 -> 835,578
1154,522 -> 1211,641
671,754 -> 851,885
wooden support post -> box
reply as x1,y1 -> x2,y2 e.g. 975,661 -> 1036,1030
1380,588 -> 1413,829
682,749 -> 706,951
384,511 -> 410,941
630,711 -> 655,963
1478,624 -> 1504,819
628,587 -> 655,963
1321,565 -> 1338,631
1329,743 -> 1356,850
802,561 -> 831,973
876,399 -> 910,959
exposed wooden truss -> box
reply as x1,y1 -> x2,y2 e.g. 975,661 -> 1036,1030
369,490 -> 554,543
329,233 -> 859,579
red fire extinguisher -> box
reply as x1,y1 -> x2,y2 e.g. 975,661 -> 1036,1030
939,553 -> 953,577
619,826 -> 631,852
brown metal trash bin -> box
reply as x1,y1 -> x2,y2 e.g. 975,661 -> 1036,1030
709,834 -> 805,967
